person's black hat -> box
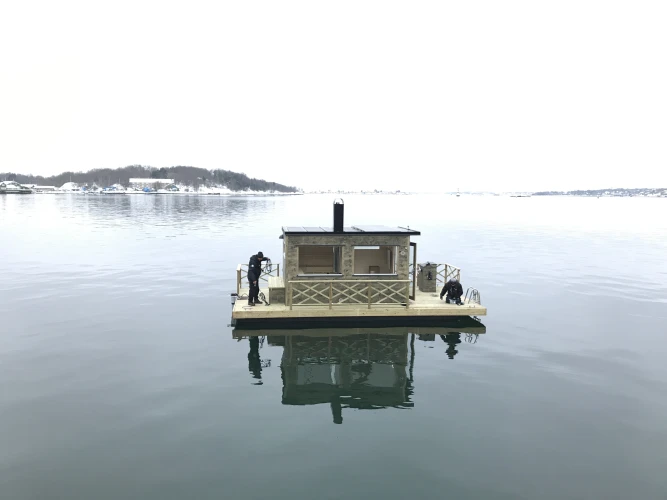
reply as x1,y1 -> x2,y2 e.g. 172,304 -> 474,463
257,251 -> 264,259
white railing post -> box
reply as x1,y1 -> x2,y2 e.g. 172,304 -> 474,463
236,265 -> 241,295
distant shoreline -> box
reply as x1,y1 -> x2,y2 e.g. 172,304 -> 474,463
533,188 -> 666,197
0,165 -> 299,194
19,190 -> 303,196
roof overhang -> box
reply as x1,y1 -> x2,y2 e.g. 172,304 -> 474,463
281,225 -> 420,236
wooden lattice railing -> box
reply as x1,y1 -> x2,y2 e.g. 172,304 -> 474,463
436,264 -> 461,288
288,280 -> 411,310
236,263 -> 280,295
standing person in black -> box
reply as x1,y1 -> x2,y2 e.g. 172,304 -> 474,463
440,277 -> 464,305
247,251 -> 269,306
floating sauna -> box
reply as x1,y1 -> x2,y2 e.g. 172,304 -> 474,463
231,200 -> 486,324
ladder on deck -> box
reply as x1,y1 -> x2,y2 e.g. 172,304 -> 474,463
465,287 -> 481,305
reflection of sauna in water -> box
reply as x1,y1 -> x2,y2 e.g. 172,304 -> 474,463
237,318 -> 486,424
276,334 -> 413,423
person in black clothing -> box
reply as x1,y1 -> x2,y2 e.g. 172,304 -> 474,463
247,251 -> 269,306
440,333 -> 461,359
440,277 -> 463,305
330,394 -> 343,425
247,336 -> 263,384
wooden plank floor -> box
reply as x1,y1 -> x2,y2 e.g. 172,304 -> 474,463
232,287 -> 487,320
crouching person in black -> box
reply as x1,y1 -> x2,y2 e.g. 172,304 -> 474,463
247,251 -> 269,306
440,277 -> 463,305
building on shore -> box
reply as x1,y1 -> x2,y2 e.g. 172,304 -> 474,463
129,178 -> 175,190
25,185 -> 57,192
59,182 -> 80,191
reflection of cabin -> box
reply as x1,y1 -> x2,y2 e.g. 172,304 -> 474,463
281,334 -> 412,423
236,320 -> 487,424
232,200 -> 487,323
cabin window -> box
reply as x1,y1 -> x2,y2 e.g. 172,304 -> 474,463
297,246 -> 342,275
353,246 -> 398,275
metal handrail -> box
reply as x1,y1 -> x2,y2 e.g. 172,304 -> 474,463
464,287 -> 481,305
288,279 -> 411,310
236,263 -> 280,295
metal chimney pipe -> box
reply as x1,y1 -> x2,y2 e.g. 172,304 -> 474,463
333,199 -> 344,233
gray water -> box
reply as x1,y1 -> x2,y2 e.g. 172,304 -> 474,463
1,194 -> 667,500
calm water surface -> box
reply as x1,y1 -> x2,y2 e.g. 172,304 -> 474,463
1,194 -> 666,500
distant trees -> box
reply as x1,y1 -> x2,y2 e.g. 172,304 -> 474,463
209,168 -> 297,192
151,167 -> 170,179
0,165 -> 299,192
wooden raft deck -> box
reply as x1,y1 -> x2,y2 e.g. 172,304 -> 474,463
232,288 -> 487,320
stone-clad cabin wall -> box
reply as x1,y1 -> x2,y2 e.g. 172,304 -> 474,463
283,234 -> 411,282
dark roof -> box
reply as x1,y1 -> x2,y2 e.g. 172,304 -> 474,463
282,225 -> 420,236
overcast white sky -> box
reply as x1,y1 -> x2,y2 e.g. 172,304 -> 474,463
1,1 -> 665,192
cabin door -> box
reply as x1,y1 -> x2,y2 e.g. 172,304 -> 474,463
409,242 -> 417,300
